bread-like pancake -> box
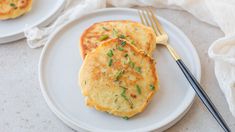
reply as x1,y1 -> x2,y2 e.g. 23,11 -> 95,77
80,20 -> 156,59
0,0 -> 33,20
79,38 -> 158,118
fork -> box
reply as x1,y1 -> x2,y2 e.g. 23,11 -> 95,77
138,8 -> 231,132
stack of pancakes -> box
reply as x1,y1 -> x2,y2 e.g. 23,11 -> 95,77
79,20 -> 159,118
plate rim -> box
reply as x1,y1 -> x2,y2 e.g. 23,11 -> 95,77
39,7 -> 201,132
0,0 -> 66,44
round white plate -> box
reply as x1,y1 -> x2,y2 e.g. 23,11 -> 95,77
39,8 -> 201,132
0,0 -> 66,44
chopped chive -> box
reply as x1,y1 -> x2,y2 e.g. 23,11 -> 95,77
150,84 -> 155,90
121,86 -> 127,98
120,86 -> 127,90
107,50 -> 113,57
118,34 -> 126,39
114,98 -> 118,103
124,54 -> 128,57
117,46 -> 124,51
115,70 -> 124,81
135,67 -> 141,73
114,95 -> 118,103
136,85 -> 141,94
10,3 -> 16,7
122,60 -> 126,65
108,59 -> 113,66
112,28 -> 118,37
84,81 -> 86,85
129,61 -> 135,68
99,35 -> 109,41
131,40 -> 135,45
123,57 -> 130,65
121,41 -> 126,46
120,86 -> 133,108
102,27 -> 109,31
122,116 -> 129,120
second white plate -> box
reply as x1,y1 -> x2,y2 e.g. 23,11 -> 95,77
0,0 -> 66,44
39,8 -> 201,132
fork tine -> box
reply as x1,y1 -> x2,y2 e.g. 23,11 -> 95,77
147,8 -> 166,35
138,10 -> 145,25
140,9 -> 150,27
144,8 -> 161,36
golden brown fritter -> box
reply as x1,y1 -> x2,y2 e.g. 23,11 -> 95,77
80,20 -> 156,59
79,38 -> 158,118
0,0 -> 33,20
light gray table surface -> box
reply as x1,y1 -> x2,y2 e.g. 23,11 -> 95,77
0,8 -> 235,132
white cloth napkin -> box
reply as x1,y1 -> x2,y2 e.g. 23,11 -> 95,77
25,0 -> 235,117
24,0 -> 106,48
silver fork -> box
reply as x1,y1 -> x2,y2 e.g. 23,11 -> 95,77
138,8 -> 230,132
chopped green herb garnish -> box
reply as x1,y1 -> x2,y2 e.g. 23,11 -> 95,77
121,86 -> 127,99
99,35 -> 109,41
120,86 -> 133,108
131,40 -> 135,45
115,70 -> 124,81
135,67 -> 141,73
122,60 -> 126,65
114,99 -> 118,103
122,116 -> 129,120
120,86 -> 127,90
10,3 -> 16,7
129,61 -> 135,68
84,81 -> 86,85
119,34 -> 126,39
150,84 -> 155,90
108,59 -> 113,66
114,95 -> 118,103
117,46 -> 124,51
121,41 -> 126,46
112,28 -> 118,37
124,54 -> 128,57
136,85 -> 141,94
123,57 -> 130,65
102,27 -> 109,31
107,50 -> 113,57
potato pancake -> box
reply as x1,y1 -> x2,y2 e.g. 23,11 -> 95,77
0,0 -> 33,20
79,38 -> 158,118
80,20 -> 156,59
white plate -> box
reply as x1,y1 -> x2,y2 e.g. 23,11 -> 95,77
0,0 -> 66,44
39,8 -> 201,132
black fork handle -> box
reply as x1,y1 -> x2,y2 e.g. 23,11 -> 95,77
176,59 -> 230,132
